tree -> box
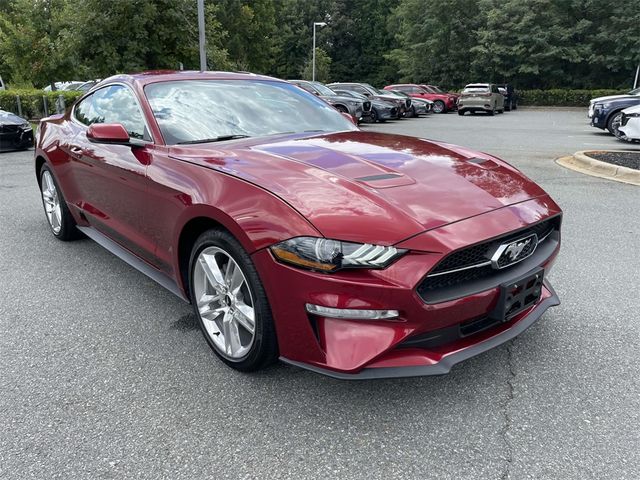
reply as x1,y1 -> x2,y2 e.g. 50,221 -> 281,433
68,0 -> 231,78
389,0 -> 483,89
301,47 -> 332,82
214,0 -> 278,73
0,0 -> 77,88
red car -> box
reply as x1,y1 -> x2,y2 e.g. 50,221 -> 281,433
384,83 -> 457,113
35,71 -> 561,379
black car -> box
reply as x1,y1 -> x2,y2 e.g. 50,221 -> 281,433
0,110 -> 33,151
497,84 -> 518,111
589,89 -> 640,136
332,90 -> 399,122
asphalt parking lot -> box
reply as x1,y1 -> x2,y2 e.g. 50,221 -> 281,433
1,108 -> 639,480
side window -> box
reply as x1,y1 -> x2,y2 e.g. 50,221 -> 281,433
353,86 -> 368,95
491,85 -> 499,93
75,94 -> 100,125
77,85 -> 149,140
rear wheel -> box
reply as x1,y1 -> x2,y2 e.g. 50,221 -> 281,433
458,110 -> 465,116
39,165 -> 82,241
607,111 -> 623,136
433,100 -> 446,114
487,105 -> 495,116
335,105 -> 349,114
189,229 -> 278,371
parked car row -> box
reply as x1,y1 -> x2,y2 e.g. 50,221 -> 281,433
43,79 -> 101,92
588,87 -> 640,142
288,80 -> 519,123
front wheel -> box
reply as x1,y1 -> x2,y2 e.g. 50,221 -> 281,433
607,112 -> 623,136
39,165 -> 82,240
433,100 -> 446,114
189,229 -> 278,372
458,110 -> 465,116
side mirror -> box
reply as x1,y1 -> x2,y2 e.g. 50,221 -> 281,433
341,111 -> 357,125
86,123 -> 132,145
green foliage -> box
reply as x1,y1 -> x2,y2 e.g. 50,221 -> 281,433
301,47 -> 332,82
0,89 -> 83,118
0,0 -> 638,91
518,89 -> 625,106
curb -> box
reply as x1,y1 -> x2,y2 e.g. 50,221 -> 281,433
556,150 -> 640,186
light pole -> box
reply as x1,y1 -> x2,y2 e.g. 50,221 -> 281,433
312,21 -> 327,81
198,0 -> 206,71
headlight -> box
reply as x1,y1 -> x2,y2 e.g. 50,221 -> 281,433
270,237 -> 407,272
626,112 -> 640,118
347,100 -> 358,106
21,123 -> 31,131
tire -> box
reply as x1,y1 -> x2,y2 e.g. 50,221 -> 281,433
189,228 -> 278,372
433,100 -> 446,114
505,100 -> 511,112
335,104 -> 349,114
607,111 -> 623,136
39,164 -> 82,241
458,110 -> 465,116
512,101 -> 518,110
487,105 -> 495,116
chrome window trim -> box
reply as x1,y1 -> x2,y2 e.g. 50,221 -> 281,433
70,81 -> 155,144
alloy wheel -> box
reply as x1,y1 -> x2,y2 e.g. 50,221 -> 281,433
193,246 -> 256,360
41,170 -> 62,234
433,101 -> 444,113
610,113 -> 625,139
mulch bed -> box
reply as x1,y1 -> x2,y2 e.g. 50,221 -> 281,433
585,151 -> 640,170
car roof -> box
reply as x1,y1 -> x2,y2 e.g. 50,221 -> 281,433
100,70 -> 283,88
465,83 -> 490,87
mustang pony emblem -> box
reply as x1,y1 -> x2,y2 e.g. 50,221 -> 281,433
491,234 -> 538,269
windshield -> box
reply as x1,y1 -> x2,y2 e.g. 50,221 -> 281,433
430,86 -> 444,93
312,82 -> 338,96
145,79 -> 356,145
463,85 -> 490,93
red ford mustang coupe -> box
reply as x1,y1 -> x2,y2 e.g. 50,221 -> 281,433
35,71 -> 561,379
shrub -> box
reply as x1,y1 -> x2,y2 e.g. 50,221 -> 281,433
518,89 -> 625,107
0,89 -> 83,119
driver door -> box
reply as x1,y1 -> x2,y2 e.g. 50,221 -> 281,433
67,84 -> 158,265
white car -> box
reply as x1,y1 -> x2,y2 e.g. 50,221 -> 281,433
617,104 -> 640,142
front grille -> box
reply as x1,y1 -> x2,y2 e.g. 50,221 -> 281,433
405,99 -> 411,108
418,216 -> 559,297
363,101 -> 372,112
0,125 -> 21,133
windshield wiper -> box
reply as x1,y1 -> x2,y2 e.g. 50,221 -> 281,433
177,134 -> 250,145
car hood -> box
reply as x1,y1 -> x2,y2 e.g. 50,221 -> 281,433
169,131 -> 548,245
590,94 -> 636,104
0,110 -> 29,126
321,94 -> 362,104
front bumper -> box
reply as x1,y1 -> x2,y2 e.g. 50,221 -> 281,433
0,127 -> 34,151
283,281 -> 559,379
252,196 -> 562,379
618,116 -> 640,140
589,107 -> 607,129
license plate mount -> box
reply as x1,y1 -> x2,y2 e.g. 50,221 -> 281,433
489,268 -> 544,322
